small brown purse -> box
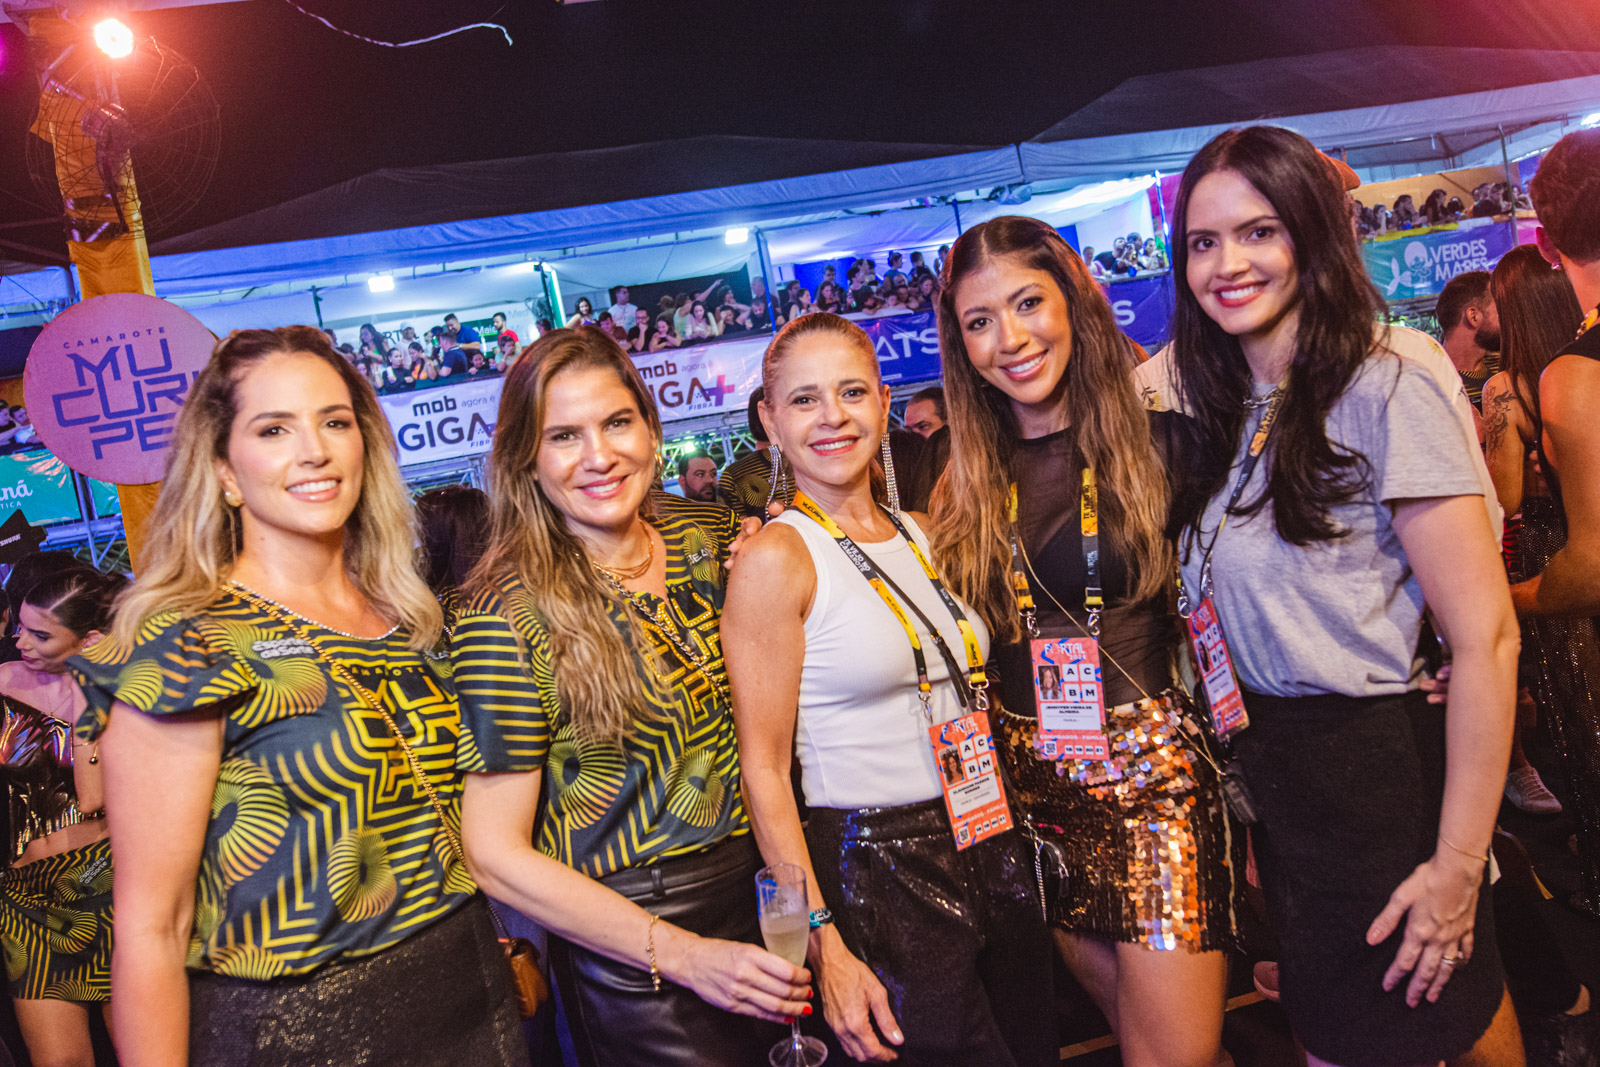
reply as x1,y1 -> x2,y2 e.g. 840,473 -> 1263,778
233,589 -> 551,1017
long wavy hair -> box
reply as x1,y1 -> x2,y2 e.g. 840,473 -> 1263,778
928,216 -> 1172,643
113,326 -> 442,649
1168,126 -> 1386,545
1491,243 -> 1582,429
467,327 -> 664,746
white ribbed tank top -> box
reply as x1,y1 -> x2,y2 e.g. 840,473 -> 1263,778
773,509 -> 990,810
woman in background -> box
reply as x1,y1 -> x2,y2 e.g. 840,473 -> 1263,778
0,566 -> 123,1067
1480,244 -> 1599,919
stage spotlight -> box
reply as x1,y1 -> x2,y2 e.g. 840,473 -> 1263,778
93,18 -> 135,59
725,227 -> 750,245
368,275 -> 395,292
509,261 -> 537,274
1582,112 -> 1600,128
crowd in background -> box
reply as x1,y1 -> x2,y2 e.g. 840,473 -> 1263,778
565,248 -> 952,355
1355,180 -> 1533,237
0,405 -> 39,454
325,310 -> 524,396
1079,231 -> 1170,278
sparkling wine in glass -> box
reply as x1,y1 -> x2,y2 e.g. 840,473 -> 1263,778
756,863 -> 827,1067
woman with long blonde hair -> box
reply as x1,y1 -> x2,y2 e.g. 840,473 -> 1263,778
929,216 -> 1238,1067
453,327 -> 810,1067
71,326 -> 527,1065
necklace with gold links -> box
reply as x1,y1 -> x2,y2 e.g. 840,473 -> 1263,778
596,570 -> 729,707
588,519 -> 654,583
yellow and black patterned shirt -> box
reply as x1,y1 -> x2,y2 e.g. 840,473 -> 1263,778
452,513 -> 746,878
716,447 -> 794,520
70,591 -> 474,979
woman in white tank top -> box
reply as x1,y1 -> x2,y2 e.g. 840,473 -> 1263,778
724,313 -> 1056,1067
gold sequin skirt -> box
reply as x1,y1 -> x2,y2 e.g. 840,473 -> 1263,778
997,690 -> 1239,951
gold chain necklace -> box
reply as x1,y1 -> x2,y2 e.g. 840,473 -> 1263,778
588,519 -> 654,582
600,573 -> 729,706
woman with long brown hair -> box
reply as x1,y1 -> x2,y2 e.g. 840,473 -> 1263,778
70,326 -> 528,1065
1481,244 -> 1600,918
1169,125 -> 1519,1067
0,566 -> 122,1067
929,216 -> 1238,1067
453,327 -> 810,1067
725,312 -> 1056,1067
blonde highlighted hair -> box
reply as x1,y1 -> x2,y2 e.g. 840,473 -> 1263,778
929,216 -> 1173,643
467,327 -> 664,746
112,326 -> 442,650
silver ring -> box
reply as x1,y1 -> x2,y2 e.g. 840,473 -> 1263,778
1440,956 -> 1458,967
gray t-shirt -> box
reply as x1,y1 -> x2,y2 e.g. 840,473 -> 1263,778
1178,353 -> 1484,698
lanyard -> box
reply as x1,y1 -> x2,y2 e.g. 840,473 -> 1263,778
1007,468 -> 1102,636
1579,306 -> 1600,340
792,493 -> 989,716
1178,389 -> 1284,617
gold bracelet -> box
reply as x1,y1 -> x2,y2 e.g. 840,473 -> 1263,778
646,914 -> 662,993
1437,832 -> 1490,864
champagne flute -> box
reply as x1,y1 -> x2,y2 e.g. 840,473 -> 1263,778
756,863 -> 827,1067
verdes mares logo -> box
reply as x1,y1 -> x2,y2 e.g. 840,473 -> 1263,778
1384,237 -> 1494,296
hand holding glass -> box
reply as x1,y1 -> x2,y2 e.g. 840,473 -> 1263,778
757,863 -> 827,1067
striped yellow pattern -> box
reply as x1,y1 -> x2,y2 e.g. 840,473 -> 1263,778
71,592 -> 473,978
453,513 -> 746,878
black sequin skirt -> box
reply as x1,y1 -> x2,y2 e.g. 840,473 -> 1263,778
188,895 -> 529,1066
997,689 -> 1240,952
806,798 -> 1057,1067
0,838 -> 112,1001
1519,496 -> 1600,917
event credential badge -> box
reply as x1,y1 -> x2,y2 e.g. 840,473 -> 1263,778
1185,596 -> 1249,738
1030,636 -> 1110,760
929,713 -> 1013,850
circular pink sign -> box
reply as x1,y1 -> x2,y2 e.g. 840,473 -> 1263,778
24,293 -> 216,485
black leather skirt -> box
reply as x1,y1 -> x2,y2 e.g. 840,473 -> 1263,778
806,797 -> 1057,1067
546,832 -> 784,1067
187,895 -> 528,1066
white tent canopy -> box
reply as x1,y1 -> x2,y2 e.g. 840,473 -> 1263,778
4,46 -> 1598,333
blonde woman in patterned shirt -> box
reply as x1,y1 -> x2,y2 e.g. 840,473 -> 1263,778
74,327 -> 526,1066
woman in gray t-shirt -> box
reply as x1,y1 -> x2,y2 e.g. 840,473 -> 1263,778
1166,126 -> 1522,1067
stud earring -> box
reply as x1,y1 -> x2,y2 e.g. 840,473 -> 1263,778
222,489 -> 242,508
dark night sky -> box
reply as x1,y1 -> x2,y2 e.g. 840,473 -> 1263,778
2,0 -> 1599,261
